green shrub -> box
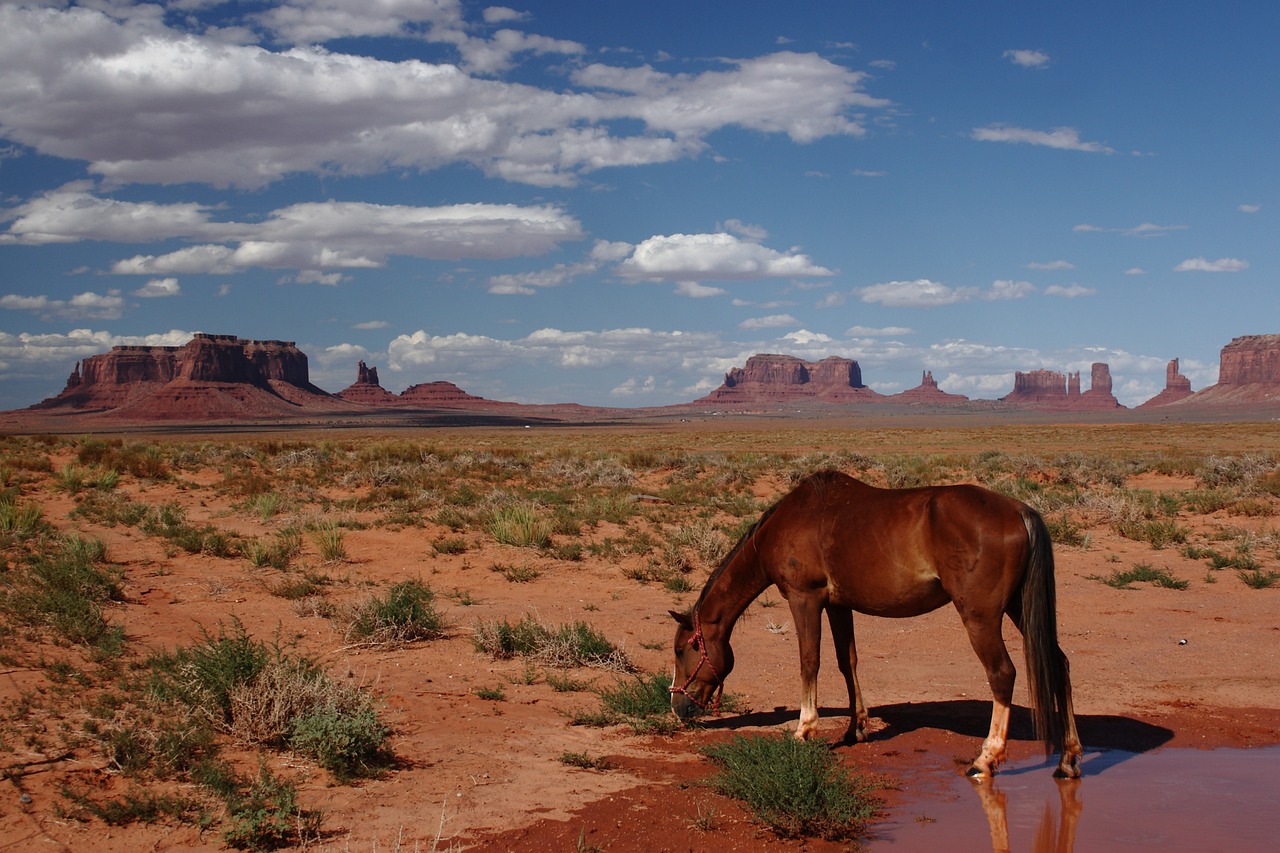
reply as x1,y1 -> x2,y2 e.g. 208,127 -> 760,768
218,763 -> 322,851
309,522 -> 347,562
473,616 -> 632,671
1238,568 -> 1280,589
1092,563 -> 1189,590
288,704 -> 391,780
487,502 -> 552,549
344,579 -> 446,645
702,734 -> 880,840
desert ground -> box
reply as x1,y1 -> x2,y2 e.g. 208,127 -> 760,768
2,417 -> 1279,851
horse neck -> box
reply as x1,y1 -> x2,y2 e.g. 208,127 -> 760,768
696,544 -> 771,641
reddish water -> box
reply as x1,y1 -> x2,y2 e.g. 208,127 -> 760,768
872,747 -> 1279,851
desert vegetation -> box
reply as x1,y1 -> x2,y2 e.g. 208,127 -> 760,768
1,423 -> 1278,847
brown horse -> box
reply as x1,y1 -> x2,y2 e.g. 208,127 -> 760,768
669,470 -> 1083,778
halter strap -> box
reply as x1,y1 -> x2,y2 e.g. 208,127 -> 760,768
670,612 -> 724,714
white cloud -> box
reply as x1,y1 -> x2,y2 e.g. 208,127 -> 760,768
99,200 -> 583,275
1044,284 -> 1095,298
0,8 -> 887,189
674,281 -> 727,298
739,314 -> 799,330
0,289 -> 125,321
0,328 -> 193,373
857,279 -> 1032,308
847,325 -> 913,337
1125,267 -> 1146,275
616,232 -> 834,284
1027,259 -> 1074,270
1003,49 -> 1050,68
972,125 -> 1114,154
1238,203 -> 1261,214
0,184 -> 226,245
1174,257 -> 1249,273
132,277 -> 182,297
353,320 -> 389,330
1074,221 -> 1187,238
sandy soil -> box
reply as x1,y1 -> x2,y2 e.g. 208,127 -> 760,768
2,425 -> 1278,852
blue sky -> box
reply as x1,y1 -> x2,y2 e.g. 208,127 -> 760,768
1,1 -> 1275,410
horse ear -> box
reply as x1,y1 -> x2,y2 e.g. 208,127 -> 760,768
668,609 -> 693,629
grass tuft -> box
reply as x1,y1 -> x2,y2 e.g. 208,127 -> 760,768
701,734 -> 880,840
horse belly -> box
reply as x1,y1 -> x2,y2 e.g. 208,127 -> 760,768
828,562 -> 950,618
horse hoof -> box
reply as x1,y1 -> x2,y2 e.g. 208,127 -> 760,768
965,765 -> 988,778
1054,766 -> 1082,780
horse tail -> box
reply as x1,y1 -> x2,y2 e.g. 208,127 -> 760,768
1018,506 -> 1071,754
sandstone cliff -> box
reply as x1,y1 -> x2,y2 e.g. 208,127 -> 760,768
695,354 -> 884,405
335,361 -> 400,405
1000,363 -> 1123,410
34,334 -> 342,419
1179,335 -> 1280,405
1139,359 -> 1194,407
892,371 -> 969,405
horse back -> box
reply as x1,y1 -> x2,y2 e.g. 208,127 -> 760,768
761,472 -> 1031,617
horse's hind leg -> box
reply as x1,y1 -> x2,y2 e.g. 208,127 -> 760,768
961,613 -> 1017,777
827,607 -> 869,743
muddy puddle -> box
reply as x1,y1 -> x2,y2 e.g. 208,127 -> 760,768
871,746 -> 1279,851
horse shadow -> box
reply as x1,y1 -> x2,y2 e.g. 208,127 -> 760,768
705,699 -> 1173,772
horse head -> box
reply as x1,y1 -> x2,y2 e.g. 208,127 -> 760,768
668,609 -> 732,720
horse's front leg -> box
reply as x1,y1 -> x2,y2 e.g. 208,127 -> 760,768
788,595 -> 824,740
827,607 -> 869,743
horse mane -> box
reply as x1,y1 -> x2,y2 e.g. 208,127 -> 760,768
690,470 -> 842,613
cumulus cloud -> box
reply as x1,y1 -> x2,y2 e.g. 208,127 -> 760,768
0,6 -> 887,189
1074,221 -> 1187,237
1044,284 -> 1096,298
1174,257 -> 1249,272
972,125 -> 1113,154
93,199 -> 584,275
739,314 -> 799,330
857,279 -> 1033,308
132,277 -> 182,298
0,328 -> 193,374
616,233 -> 834,286
1003,49 -> 1050,68
0,289 -> 125,321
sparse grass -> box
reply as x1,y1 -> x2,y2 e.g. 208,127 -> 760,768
486,502 -> 553,549
473,615 -> 633,671
1238,568 -> 1280,589
702,734 -> 880,840
573,671 -> 681,734
310,522 -> 348,563
474,685 -> 506,701
559,750 -> 612,770
489,561 -> 540,583
343,579 -> 446,646
1091,563 -> 1189,590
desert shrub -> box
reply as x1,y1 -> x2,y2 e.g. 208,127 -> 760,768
486,501 -> 552,549
288,703 -> 391,780
343,579 -> 446,645
572,671 -> 683,734
702,734 -> 880,840
473,615 -> 632,671
309,522 -> 347,562
0,493 -> 46,540
215,763 -> 323,851
1238,568 -> 1280,589
1114,518 -> 1188,549
1091,563 -> 1188,590
1044,513 -> 1088,547
4,534 -> 124,649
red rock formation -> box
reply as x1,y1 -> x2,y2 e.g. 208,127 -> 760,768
398,381 -> 500,408
695,354 -> 884,405
33,333 -> 342,419
335,360 -> 400,405
893,370 -> 969,405
1001,369 -> 1067,404
1001,363 -> 1122,410
1139,359 -> 1194,407
1181,335 -> 1280,405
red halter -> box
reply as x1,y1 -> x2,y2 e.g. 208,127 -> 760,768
670,612 -> 723,714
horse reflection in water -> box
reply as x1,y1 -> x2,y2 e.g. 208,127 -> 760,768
670,471 -> 1083,778
971,777 -> 1083,853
